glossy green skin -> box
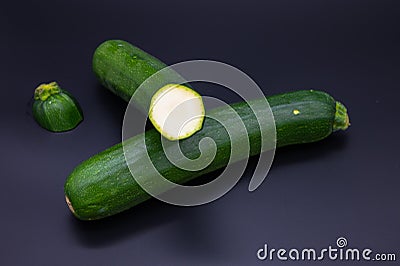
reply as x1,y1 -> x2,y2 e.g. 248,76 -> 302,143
33,90 -> 83,132
93,40 -> 188,108
65,90 -> 338,220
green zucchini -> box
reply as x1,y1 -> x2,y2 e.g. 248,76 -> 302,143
64,90 -> 349,220
93,40 -> 206,140
32,82 -> 83,132
93,40 -> 186,106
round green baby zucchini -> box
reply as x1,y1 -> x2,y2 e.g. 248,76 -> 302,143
32,82 -> 83,132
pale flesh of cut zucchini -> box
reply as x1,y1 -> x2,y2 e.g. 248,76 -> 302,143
149,84 -> 205,140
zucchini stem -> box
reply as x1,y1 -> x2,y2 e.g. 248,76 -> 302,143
333,101 -> 350,131
34,81 -> 61,101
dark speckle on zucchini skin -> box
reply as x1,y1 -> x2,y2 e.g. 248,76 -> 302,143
64,90 -> 349,220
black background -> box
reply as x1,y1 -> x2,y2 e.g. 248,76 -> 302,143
2,0 -> 400,265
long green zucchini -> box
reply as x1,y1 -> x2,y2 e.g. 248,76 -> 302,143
65,90 -> 349,220
93,40 -> 186,106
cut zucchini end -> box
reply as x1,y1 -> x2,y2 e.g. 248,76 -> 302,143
333,101 -> 350,131
149,84 -> 205,141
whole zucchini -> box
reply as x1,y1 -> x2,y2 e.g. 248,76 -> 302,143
93,40 -> 186,106
65,90 -> 349,220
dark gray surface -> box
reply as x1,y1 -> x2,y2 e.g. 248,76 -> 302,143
2,0 -> 399,265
